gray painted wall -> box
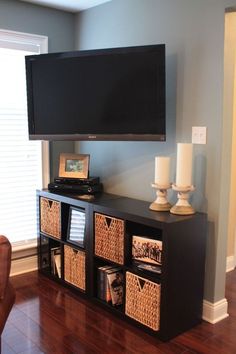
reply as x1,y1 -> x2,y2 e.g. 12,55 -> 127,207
2,0 -> 236,305
0,0 -> 75,178
75,0 -> 234,303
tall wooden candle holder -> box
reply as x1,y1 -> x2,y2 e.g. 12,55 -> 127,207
170,184 -> 195,215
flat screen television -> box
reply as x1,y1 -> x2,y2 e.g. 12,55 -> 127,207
25,44 -> 166,141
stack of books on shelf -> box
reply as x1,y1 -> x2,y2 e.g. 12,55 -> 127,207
97,265 -> 123,306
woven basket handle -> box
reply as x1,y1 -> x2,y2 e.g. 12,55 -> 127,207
105,217 -> 112,228
138,278 -> 146,291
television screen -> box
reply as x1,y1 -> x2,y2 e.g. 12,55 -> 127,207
25,44 -> 166,141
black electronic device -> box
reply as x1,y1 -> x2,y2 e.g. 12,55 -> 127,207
54,176 -> 100,185
48,182 -> 103,194
25,44 -> 166,141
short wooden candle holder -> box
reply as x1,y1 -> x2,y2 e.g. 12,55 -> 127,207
149,183 -> 172,211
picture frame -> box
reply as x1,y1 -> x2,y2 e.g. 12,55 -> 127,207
59,153 -> 90,179
67,207 -> 86,248
132,235 -> 162,265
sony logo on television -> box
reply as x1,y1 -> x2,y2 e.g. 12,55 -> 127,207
88,135 -> 97,139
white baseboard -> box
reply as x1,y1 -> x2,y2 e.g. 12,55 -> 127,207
10,255 -> 38,276
202,298 -> 229,324
226,255 -> 235,273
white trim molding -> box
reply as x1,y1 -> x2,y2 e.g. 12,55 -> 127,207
226,255 -> 235,272
0,28 -> 48,53
11,241 -> 38,276
42,140 -> 50,187
227,231 -> 236,272
202,298 -> 229,324
11,255 -> 38,276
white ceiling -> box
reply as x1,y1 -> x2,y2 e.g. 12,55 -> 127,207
20,0 -> 112,13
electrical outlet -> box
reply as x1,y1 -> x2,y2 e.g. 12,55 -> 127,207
192,126 -> 207,144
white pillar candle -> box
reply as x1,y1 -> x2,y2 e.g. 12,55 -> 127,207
176,143 -> 193,187
155,156 -> 170,186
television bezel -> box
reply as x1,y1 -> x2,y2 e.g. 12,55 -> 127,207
25,44 -> 166,142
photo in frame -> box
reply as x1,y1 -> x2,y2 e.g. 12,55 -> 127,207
67,207 -> 86,248
59,153 -> 90,179
132,235 -> 162,265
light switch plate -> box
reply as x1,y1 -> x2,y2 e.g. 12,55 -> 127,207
192,126 -> 207,144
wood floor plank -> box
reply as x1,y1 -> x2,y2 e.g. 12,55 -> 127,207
2,270 -> 236,354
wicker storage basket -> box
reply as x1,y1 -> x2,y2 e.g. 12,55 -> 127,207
40,197 -> 61,239
94,213 -> 124,265
64,245 -> 86,291
125,271 -> 161,331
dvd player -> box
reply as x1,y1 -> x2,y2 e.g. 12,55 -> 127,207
48,182 -> 103,194
54,176 -> 100,185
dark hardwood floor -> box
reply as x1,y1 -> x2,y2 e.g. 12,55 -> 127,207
2,270 -> 236,354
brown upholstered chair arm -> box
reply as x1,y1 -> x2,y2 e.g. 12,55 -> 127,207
0,236 -> 11,300
0,282 -> 15,335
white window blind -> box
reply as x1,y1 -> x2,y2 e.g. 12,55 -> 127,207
0,36 -> 47,244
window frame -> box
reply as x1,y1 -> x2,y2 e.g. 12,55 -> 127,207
0,28 -> 49,250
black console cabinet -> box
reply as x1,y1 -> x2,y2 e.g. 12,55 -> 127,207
37,189 -> 207,341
